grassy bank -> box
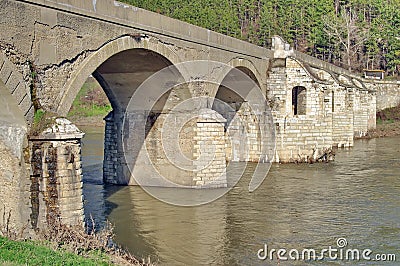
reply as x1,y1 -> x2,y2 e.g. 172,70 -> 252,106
67,78 -> 112,127
0,220 -> 150,266
365,104 -> 400,138
0,236 -> 111,265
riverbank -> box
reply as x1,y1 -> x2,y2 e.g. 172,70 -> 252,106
362,120 -> 400,138
70,115 -> 106,127
67,77 -> 111,127
0,221 -> 151,266
0,236 -> 111,265
358,104 -> 400,139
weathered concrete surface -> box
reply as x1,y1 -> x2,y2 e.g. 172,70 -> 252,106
0,53 -> 33,123
0,0 -> 269,116
0,74 -> 31,235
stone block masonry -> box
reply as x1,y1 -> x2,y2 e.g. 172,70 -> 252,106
193,109 -> 227,188
29,118 -> 84,228
371,81 -> 400,111
104,108 -> 228,188
268,37 -> 378,162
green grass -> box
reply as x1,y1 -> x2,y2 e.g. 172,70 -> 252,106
0,236 -> 111,266
33,109 -> 45,125
67,80 -> 112,118
68,104 -> 112,118
377,118 -> 394,125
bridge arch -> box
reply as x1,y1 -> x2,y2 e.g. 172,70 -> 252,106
55,35 -> 195,186
212,65 -> 264,162
57,35 -> 184,116
0,61 -> 31,232
226,58 -> 264,90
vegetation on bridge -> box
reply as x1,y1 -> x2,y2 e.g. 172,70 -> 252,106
121,0 -> 400,78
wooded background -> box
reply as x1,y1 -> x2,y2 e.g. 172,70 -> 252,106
121,0 -> 400,78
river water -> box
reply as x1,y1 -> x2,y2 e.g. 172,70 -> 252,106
80,126 -> 399,265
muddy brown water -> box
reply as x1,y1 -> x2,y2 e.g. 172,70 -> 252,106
81,126 -> 399,265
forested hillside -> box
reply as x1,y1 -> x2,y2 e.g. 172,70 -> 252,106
120,0 -> 400,78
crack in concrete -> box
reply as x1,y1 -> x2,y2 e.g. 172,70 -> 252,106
41,33 -> 140,72
50,24 -> 77,32
158,38 -> 196,52
30,21 -> 39,57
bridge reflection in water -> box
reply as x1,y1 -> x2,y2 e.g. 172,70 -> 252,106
82,127 -> 400,265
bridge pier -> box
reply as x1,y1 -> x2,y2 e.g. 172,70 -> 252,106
103,110 -> 126,184
29,118 -> 84,229
103,107 -> 228,188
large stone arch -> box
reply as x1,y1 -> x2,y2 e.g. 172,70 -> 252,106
56,35 -> 184,116
0,53 -> 33,123
53,35 -> 198,187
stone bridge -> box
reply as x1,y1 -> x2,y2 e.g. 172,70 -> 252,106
0,0 -> 399,231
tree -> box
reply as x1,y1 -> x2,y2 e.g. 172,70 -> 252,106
120,0 -> 399,78
322,7 -> 368,71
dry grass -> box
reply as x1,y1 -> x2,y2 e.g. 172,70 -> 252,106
361,104 -> 400,139
363,120 -> 400,138
37,219 -> 152,266
0,208 -> 153,266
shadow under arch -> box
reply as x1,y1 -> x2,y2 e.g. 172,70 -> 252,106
59,37 -> 190,228
57,35 -> 184,116
92,47 -> 188,186
212,66 -> 261,129
57,35 -> 188,184
226,58 -> 264,91
292,85 -> 307,116
212,65 -> 273,164
93,48 -> 180,112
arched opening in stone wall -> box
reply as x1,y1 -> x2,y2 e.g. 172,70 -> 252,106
292,86 -> 307,115
67,76 -> 112,128
212,66 -> 260,126
66,48 -> 186,227
212,66 -> 261,162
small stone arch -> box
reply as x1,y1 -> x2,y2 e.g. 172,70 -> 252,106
212,65 -> 263,124
56,35 -> 184,116
292,86 -> 307,115
212,65 -> 267,162
227,58 -> 264,88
